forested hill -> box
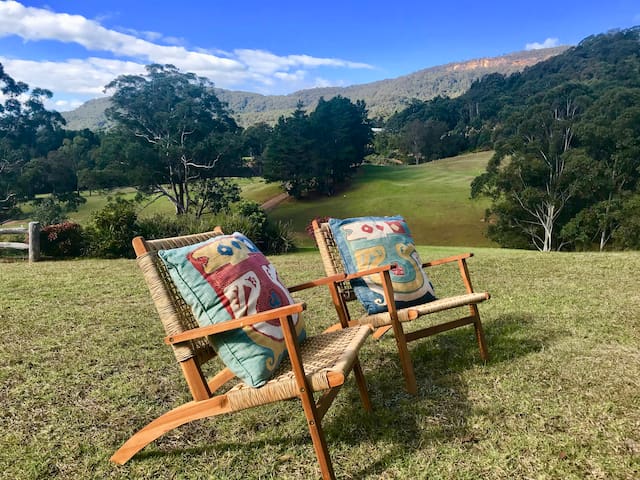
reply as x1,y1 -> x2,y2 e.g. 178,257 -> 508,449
62,46 -> 567,130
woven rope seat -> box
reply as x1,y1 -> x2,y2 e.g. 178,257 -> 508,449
360,292 -> 490,328
226,325 -> 370,411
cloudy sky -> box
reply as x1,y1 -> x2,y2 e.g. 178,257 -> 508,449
1,0 -> 638,111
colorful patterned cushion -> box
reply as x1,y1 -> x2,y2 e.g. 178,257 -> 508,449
158,232 -> 305,388
329,216 -> 436,314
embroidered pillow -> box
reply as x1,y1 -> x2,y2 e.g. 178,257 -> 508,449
328,216 -> 436,314
158,232 -> 305,388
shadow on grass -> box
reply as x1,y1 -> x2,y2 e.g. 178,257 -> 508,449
327,312 -> 560,477
119,313 -> 558,479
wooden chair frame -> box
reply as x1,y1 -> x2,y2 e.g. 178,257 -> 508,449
109,229 -> 395,479
312,219 -> 490,395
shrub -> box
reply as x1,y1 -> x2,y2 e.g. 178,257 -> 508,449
40,222 -> 86,258
31,198 -> 68,226
84,197 -> 139,258
218,201 -> 296,254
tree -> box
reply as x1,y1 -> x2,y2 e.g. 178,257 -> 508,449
263,104 -> 314,198
263,97 -> 372,197
0,63 -> 65,219
241,122 -> 273,175
566,87 -> 640,250
474,85 -> 591,251
104,64 -> 242,216
308,96 -> 372,195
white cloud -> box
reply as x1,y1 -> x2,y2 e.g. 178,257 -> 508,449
0,0 -> 374,105
525,37 -> 560,50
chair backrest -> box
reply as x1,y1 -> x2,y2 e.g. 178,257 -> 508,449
132,229 -> 224,367
311,220 -> 357,303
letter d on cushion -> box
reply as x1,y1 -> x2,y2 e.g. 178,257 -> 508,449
158,232 -> 306,387
328,216 -> 436,314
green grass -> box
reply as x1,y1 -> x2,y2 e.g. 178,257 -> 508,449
269,151 -> 495,247
1,248 -> 639,479
7,178 -> 283,228
8,152 -> 492,249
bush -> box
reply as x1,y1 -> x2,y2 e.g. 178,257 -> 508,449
82,198 -> 295,258
218,201 -> 296,254
136,213 -> 205,240
31,198 -> 68,226
40,222 -> 86,258
84,197 -> 139,258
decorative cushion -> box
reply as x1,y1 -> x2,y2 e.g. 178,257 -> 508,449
328,216 -> 436,314
158,232 -> 305,388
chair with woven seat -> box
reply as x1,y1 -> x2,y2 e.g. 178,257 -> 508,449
110,229 -> 382,480
312,218 -> 490,395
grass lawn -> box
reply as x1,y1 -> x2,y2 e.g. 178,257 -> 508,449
268,151 -> 495,248
6,151 -> 493,250
1,247 -> 639,479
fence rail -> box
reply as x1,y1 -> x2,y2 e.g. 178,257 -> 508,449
0,221 -> 40,262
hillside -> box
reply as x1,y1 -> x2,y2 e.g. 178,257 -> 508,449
268,151 -> 495,248
62,46 -> 567,130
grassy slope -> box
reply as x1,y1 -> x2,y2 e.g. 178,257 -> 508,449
269,151 -> 495,248
1,248 -> 638,479
8,152 -> 492,248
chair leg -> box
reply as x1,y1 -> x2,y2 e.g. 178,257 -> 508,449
352,359 -> 372,412
471,304 -> 489,361
298,387 -> 336,480
110,396 -> 230,465
392,324 -> 418,395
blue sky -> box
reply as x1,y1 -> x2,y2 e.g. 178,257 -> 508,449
1,0 -> 638,111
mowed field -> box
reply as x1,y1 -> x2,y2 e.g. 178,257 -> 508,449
268,151 -> 495,247
1,247 -> 639,479
5,151 -> 494,249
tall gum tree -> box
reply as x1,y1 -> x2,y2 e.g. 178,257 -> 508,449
104,64 -> 241,216
474,85 -> 591,251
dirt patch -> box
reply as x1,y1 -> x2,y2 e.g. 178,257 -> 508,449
260,192 -> 289,211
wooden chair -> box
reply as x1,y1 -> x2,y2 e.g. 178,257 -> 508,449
110,229 -> 379,480
312,219 -> 490,395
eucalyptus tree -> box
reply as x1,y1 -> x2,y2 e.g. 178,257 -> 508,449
0,63 -> 65,220
473,84 -> 592,251
104,64 -> 242,216
561,87 -> 640,250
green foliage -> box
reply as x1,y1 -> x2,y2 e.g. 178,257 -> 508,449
104,64 -> 243,216
190,177 -> 241,218
84,197 -> 139,258
31,198 -> 68,226
0,62 -> 66,218
136,213 -> 219,241
263,96 -> 372,197
467,28 -> 640,250
39,222 -> 86,257
223,200 -> 295,254
612,194 -> 640,249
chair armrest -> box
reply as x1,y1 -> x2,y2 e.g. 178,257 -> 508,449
164,302 -> 306,345
343,263 -> 395,281
288,272 -> 348,292
422,252 -> 473,268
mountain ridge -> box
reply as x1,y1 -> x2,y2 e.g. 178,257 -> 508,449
62,46 -> 569,130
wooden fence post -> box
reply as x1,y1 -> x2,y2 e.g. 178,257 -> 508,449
28,221 -> 40,262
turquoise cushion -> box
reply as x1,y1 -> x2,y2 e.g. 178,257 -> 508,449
158,232 -> 305,387
329,216 -> 436,314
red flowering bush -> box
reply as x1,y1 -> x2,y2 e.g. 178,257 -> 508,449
40,222 -> 86,258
